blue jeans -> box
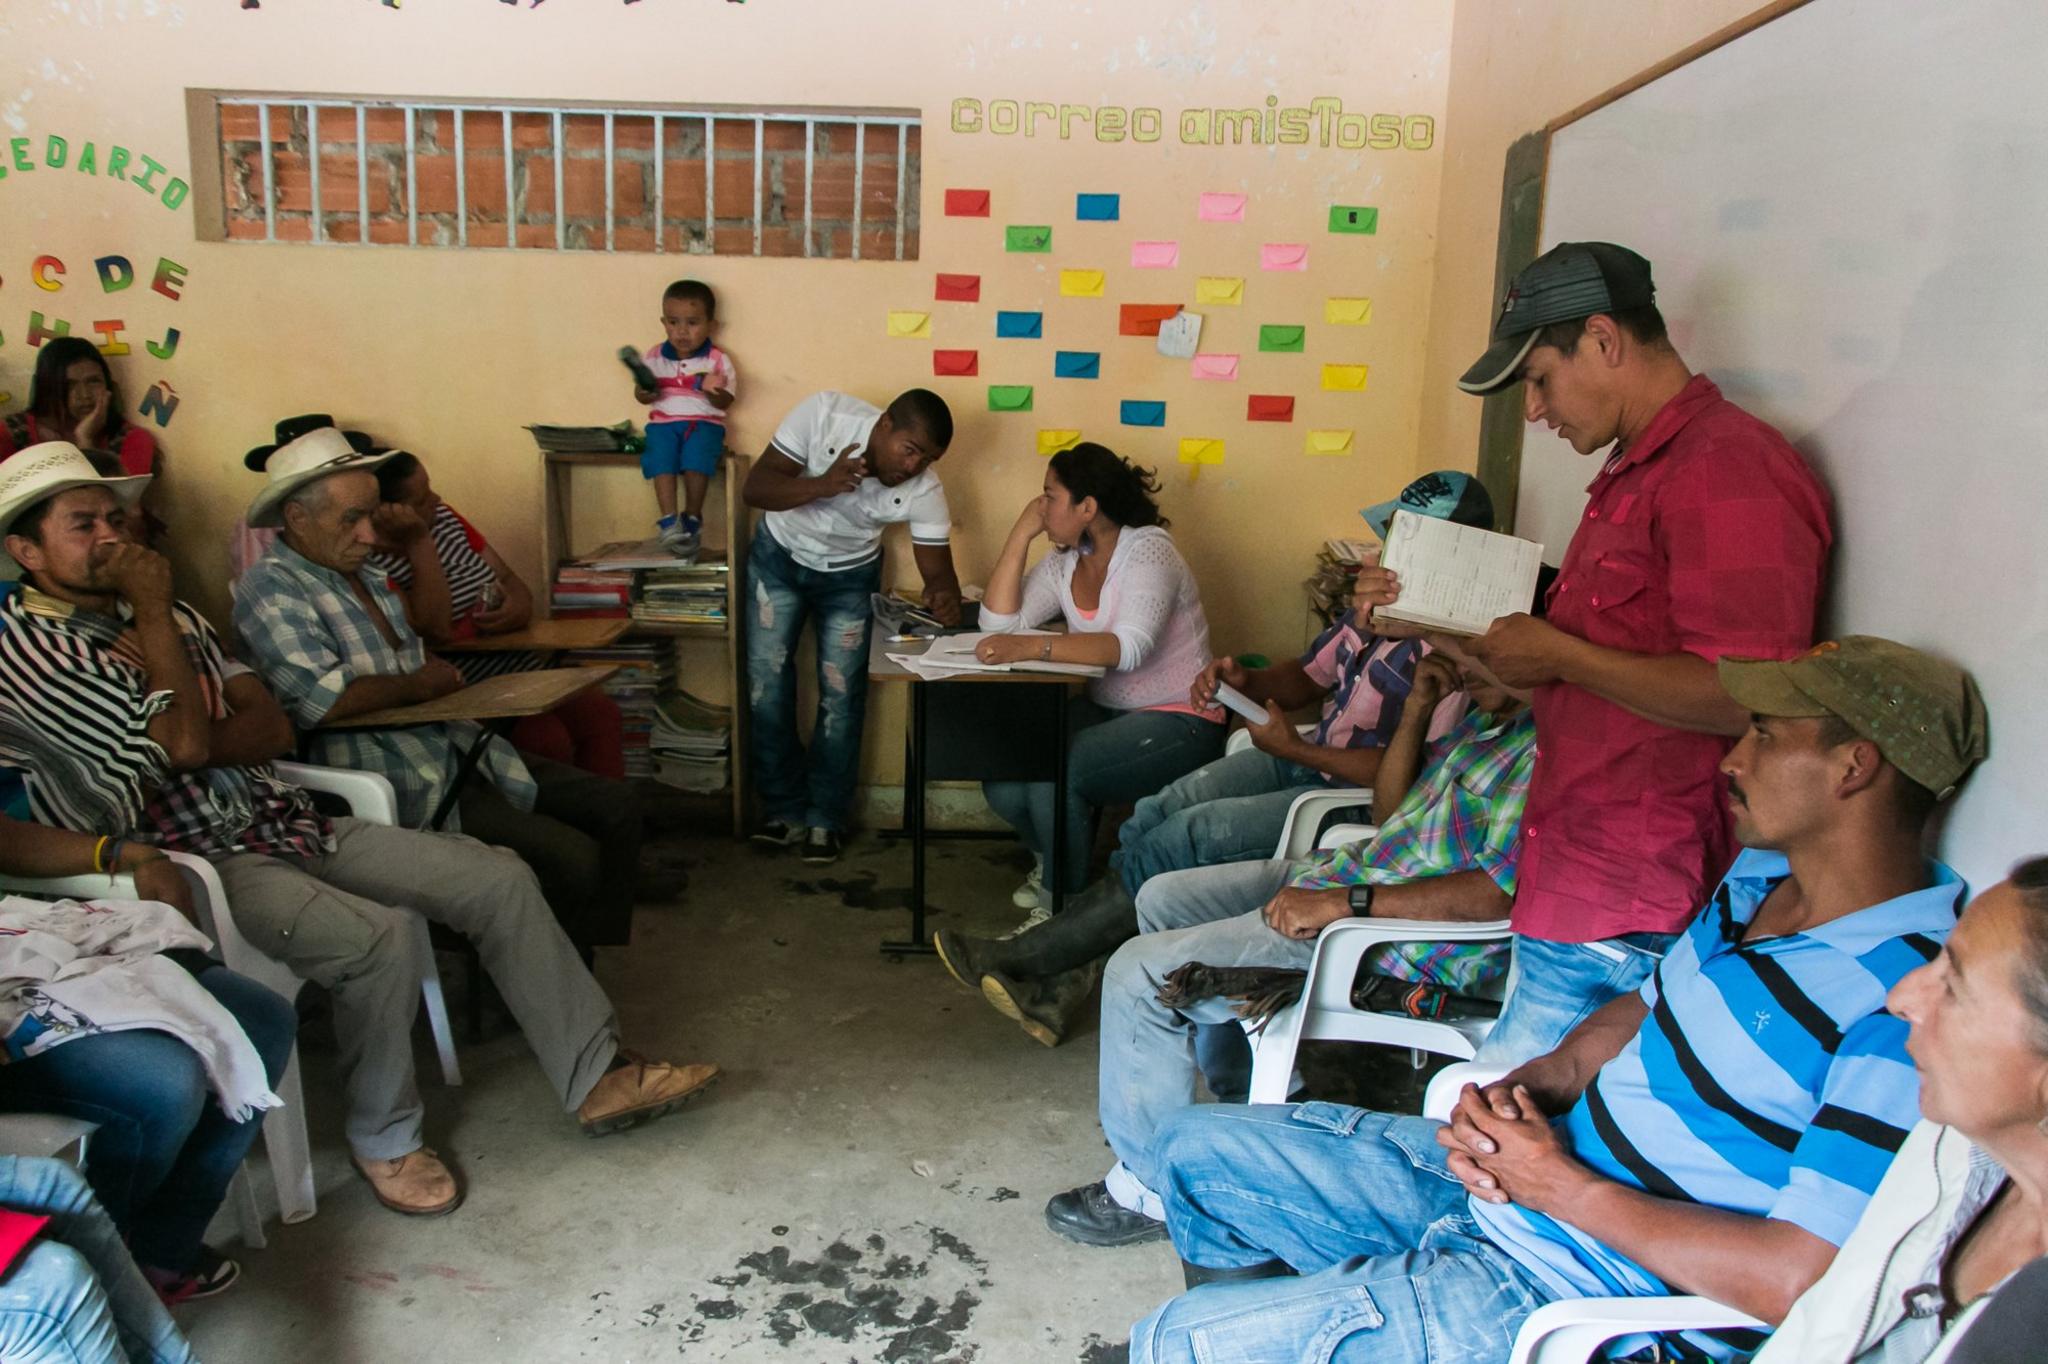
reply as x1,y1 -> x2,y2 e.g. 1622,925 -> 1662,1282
0,1157 -> 194,1364
1110,747 -> 1325,898
1131,1103 -> 1556,1363
1474,932 -> 1675,1067
0,964 -> 296,1274
746,527 -> 881,832
984,699 -> 1226,893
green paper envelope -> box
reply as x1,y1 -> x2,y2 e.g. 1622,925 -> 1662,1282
1328,205 -> 1378,235
1258,325 -> 1306,353
1005,225 -> 1053,253
987,385 -> 1034,411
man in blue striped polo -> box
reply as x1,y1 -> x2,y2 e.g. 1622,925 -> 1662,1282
1118,636 -> 1987,1364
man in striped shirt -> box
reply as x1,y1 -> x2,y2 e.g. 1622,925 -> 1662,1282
1120,637 -> 1987,1364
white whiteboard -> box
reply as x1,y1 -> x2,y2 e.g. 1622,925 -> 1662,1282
1517,0 -> 2048,891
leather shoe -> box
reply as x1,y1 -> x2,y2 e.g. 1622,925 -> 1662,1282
1044,1180 -> 1168,1247
354,1148 -> 463,1217
578,1052 -> 721,1135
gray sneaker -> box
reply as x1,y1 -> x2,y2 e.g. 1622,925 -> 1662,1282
801,827 -> 843,864
656,517 -> 699,562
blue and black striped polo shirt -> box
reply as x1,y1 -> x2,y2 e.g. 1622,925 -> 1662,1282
1474,848 -> 1961,1350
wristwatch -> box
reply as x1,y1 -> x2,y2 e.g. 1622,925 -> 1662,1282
1347,883 -> 1376,917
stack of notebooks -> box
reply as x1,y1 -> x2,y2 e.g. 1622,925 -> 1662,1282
649,688 -> 731,792
551,564 -> 633,619
633,561 -> 729,628
565,641 -> 676,779
1304,537 -> 1377,626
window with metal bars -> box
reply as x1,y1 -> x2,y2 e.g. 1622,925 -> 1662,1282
194,94 -> 920,259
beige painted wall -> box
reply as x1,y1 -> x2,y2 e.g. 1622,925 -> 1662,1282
0,0 -> 1454,789
1416,0 -> 1777,470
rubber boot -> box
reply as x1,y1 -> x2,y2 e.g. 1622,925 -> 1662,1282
981,960 -> 1101,1047
1181,1258 -> 1295,1291
934,876 -> 1138,989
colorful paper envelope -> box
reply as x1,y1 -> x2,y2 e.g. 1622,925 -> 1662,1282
1130,240 -> 1180,269
987,385 -> 1033,412
944,188 -> 990,217
1260,243 -> 1309,272
934,273 -> 981,302
1190,354 -> 1239,381
1328,205 -> 1378,234
1305,429 -> 1354,455
932,350 -> 978,376
1075,193 -> 1120,221
1321,364 -> 1370,391
1177,437 -> 1225,465
1197,191 -> 1246,222
1054,351 -> 1101,379
886,311 -> 932,339
1258,325 -> 1306,353
1325,297 -> 1373,325
1059,269 -> 1106,298
1120,400 -> 1166,427
995,311 -> 1043,339
1194,277 -> 1243,306
1247,394 -> 1295,422
1005,225 -> 1052,253
1037,429 -> 1083,456
1119,304 -> 1182,337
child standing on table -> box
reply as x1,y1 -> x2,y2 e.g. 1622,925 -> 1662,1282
627,278 -> 736,561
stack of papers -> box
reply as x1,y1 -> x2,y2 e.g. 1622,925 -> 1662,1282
649,688 -> 731,792
887,631 -> 1107,681
526,423 -> 635,454
633,560 -> 730,627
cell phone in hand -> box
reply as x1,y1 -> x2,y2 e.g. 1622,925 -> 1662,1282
1213,682 -> 1272,727
618,346 -> 660,391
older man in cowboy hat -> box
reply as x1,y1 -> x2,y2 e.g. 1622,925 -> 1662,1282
0,439 -> 720,1218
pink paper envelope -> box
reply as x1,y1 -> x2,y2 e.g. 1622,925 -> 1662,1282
1130,241 -> 1180,269
1190,353 -> 1240,381
1198,192 -> 1246,223
1260,243 -> 1309,272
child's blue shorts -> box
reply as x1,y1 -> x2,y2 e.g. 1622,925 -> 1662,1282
641,419 -> 726,479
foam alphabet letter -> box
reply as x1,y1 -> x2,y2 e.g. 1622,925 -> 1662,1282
31,257 -> 64,291
95,256 -> 135,293
150,258 -> 188,302
138,381 -> 179,428
91,320 -> 130,356
146,328 -> 180,361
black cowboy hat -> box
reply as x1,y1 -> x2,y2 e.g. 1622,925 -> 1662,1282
243,414 -> 380,471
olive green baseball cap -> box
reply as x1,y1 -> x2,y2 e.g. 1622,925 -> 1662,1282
1717,637 -> 1989,798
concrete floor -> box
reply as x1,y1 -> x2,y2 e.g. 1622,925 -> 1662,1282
184,826 -> 1178,1363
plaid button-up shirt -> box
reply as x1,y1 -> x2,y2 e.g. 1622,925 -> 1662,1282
0,585 -> 332,859
1289,706 -> 1538,995
233,538 -> 536,831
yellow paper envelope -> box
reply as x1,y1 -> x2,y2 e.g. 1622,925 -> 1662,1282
1177,437 -> 1225,465
1304,429 -> 1354,455
1194,277 -> 1243,306
1325,297 -> 1373,325
1060,269 -> 1107,298
1037,429 -> 1083,457
1321,364 -> 1370,391
887,310 -> 933,339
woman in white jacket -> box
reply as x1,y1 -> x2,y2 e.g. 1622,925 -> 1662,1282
1753,857 -> 2048,1364
974,444 -> 1226,919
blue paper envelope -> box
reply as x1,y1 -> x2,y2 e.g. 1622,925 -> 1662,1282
1054,351 -> 1101,379
1120,400 -> 1166,427
996,311 -> 1044,339
1075,193 -> 1121,221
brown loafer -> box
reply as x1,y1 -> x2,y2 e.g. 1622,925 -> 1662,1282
353,1148 -> 463,1217
577,1051 -> 721,1136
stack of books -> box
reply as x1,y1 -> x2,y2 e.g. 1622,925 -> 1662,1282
1304,537 -> 1376,626
633,561 -> 730,628
649,688 -> 731,792
551,564 -> 633,619
565,641 -> 676,779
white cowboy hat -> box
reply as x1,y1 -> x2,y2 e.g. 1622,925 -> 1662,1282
246,426 -> 396,529
0,441 -> 151,539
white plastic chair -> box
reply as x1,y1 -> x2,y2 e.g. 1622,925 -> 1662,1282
1422,1062 -> 1766,1363
1220,724 -> 1377,861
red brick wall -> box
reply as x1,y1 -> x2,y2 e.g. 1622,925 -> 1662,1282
215,102 -> 920,257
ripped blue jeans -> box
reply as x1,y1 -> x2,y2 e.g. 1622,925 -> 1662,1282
746,528 -> 881,833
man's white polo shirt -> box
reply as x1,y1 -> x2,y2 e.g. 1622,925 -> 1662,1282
761,391 -> 951,573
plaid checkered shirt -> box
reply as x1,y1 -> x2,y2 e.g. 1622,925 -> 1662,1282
0,585 -> 333,858
233,537 -> 536,831
1289,705 -> 1538,996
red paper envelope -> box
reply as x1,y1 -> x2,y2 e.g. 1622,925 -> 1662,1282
1246,394 -> 1295,422
944,188 -> 991,217
1119,303 -> 1182,337
932,349 -> 979,376
935,273 -> 981,302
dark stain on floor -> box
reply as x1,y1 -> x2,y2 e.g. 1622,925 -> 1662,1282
780,873 -> 912,913
1077,1332 -> 1127,1362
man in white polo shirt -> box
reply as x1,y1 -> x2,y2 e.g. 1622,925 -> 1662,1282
742,389 -> 962,864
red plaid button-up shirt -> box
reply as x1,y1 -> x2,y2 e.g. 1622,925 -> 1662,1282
1514,374 -> 1832,943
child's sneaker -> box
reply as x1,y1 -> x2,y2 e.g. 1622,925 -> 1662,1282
657,514 -> 700,562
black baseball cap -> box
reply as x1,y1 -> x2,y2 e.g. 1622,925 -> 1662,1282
1457,242 -> 1657,396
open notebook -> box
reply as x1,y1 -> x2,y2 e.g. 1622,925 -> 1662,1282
887,630 -> 1106,681
1375,510 -> 1545,636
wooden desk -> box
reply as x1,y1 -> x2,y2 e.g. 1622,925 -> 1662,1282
434,618 -> 630,654
869,636 -> 1087,957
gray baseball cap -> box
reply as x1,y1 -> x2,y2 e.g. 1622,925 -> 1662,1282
1458,242 -> 1658,396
